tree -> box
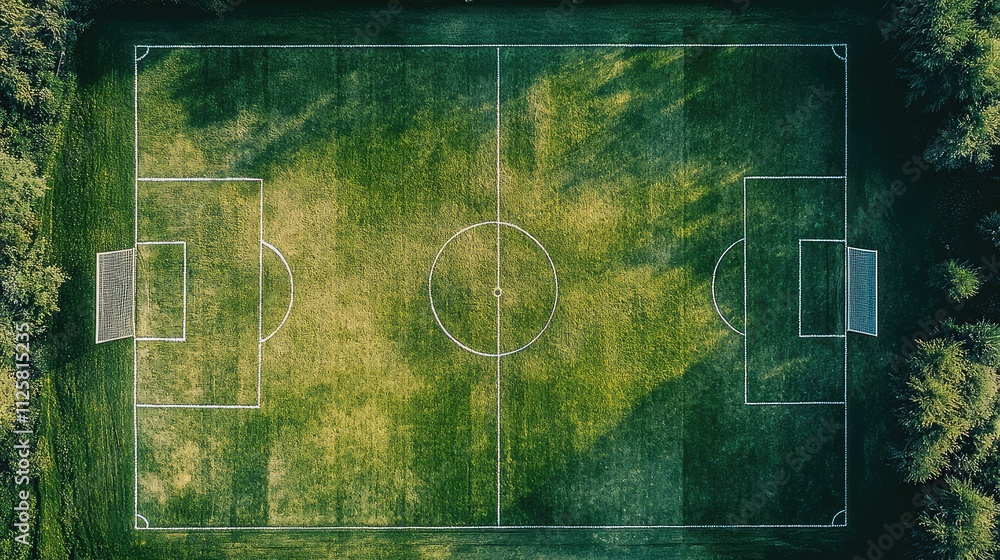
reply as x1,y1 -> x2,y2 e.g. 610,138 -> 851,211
915,478 -> 999,560
942,321 -> 1000,368
0,149 -> 64,328
901,339 -> 976,482
930,260 -> 982,301
888,0 -> 1000,170
0,0 -> 75,159
977,211 -> 1000,249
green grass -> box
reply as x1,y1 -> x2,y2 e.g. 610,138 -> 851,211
745,177 -> 846,403
136,243 -> 186,339
800,240 -> 846,335
42,3 -> 917,558
137,180 -> 260,405
123,43 -> 851,529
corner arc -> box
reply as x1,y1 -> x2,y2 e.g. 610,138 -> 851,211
831,509 -> 846,526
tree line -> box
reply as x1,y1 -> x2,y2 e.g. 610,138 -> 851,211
881,2 -> 1000,559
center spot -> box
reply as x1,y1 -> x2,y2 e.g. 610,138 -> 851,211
428,221 -> 558,357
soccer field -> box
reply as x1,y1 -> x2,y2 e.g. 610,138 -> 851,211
120,43 -> 860,530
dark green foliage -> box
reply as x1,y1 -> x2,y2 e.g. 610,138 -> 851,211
0,150 -> 64,559
929,260 -> 982,301
977,211 -> 1000,248
941,321 -> 1000,368
0,0 -> 75,161
888,0 -> 1000,170
75,0 -> 232,16
0,150 -> 65,327
915,478 -> 999,560
899,330 -> 1000,483
901,339 -> 980,482
964,412 -> 1000,479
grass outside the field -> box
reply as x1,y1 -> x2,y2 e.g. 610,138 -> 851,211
42,4 -> 911,558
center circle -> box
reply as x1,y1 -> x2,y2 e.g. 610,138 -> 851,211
428,221 -> 558,357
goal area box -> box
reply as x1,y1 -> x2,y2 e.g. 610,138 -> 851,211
135,241 -> 187,341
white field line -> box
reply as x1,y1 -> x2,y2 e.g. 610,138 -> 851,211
137,43 -> 848,49
831,509 -> 847,526
428,221 -> 558,358
133,44 -> 853,531
843,45 -> 850,525
799,335 -> 846,339
846,245 -> 851,334
746,401 -> 845,406
743,176 -> 849,407
830,45 -> 846,62
138,177 -> 263,182
711,238 -> 745,336
744,176 -> 845,180
495,331 -> 501,526
743,170 -> 748,404
184,241 -> 188,339
136,404 -> 260,409
495,46 -> 502,528
258,177 -> 263,407
798,239 -> 848,338
136,514 -> 150,529
135,241 -> 187,341
136,338 -> 186,342
133,46 -> 140,527
260,241 -> 295,344
138,523 -> 844,531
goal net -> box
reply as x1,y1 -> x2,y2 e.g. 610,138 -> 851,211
96,249 -> 136,343
847,247 -> 877,336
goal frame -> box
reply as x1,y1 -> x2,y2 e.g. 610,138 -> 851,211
846,247 -> 878,337
96,248 -> 137,344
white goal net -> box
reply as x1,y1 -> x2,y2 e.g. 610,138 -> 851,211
96,249 -> 135,343
847,247 -> 877,337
